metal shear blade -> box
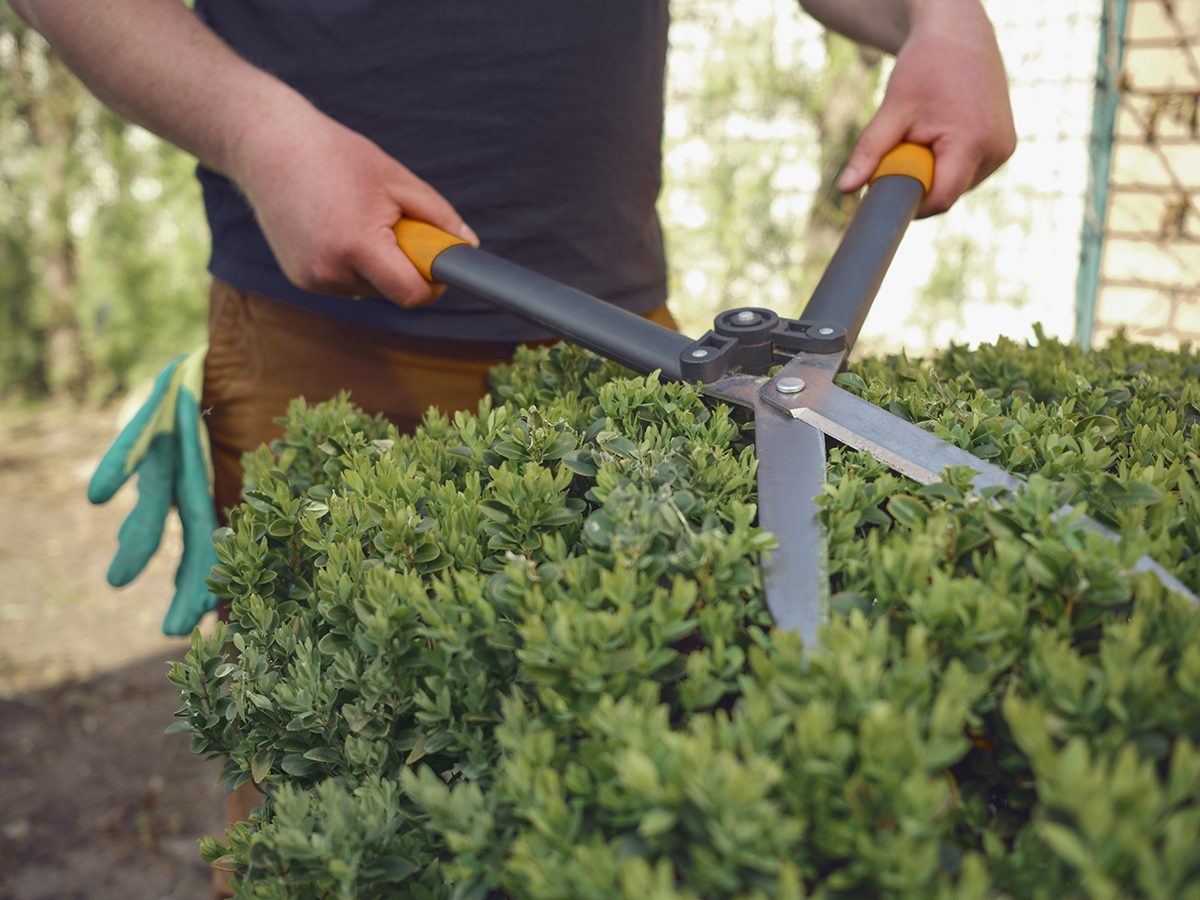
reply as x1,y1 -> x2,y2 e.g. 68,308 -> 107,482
735,353 -> 1200,633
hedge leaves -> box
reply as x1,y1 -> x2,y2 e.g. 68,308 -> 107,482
172,330 -> 1200,898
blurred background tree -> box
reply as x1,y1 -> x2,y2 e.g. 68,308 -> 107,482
0,6 -> 207,404
662,4 -> 881,334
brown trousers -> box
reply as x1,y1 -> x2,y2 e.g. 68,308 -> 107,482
199,279 -> 675,898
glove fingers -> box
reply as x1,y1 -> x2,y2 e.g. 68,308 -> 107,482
106,434 -> 176,587
161,536 -> 219,637
162,384 -> 221,636
175,387 -> 217,519
89,355 -> 186,504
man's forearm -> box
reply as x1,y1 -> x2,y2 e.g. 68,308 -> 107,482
8,0 -> 314,179
798,0 -> 988,55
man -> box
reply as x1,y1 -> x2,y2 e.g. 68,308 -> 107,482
10,0 -> 1015,894
12,0 -> 1014,521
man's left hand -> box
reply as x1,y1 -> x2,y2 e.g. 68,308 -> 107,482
836,3 -> 1017,217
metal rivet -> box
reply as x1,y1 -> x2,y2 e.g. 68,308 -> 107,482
776,377 -> 806,394
690,348 -> 711,359
733,310 -> 760,324
817,327 -> 835,336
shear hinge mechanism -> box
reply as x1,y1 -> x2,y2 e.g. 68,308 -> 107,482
679,307 -> 846,382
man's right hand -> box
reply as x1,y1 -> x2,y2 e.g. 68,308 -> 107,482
230,107 -> 479,308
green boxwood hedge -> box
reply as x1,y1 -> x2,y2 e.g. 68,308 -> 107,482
172,330 -> 1200,899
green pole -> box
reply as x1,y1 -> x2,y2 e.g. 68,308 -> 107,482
1074,0 -> 1129,349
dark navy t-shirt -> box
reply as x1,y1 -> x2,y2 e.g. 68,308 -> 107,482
193,0 -> 670,340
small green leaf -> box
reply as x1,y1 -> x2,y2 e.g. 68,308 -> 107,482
562,450 -> 598,477
251,749 -> 275,783
916,482 -> 964,504
280,754 -> 319,777
302,747 -> 342,764
887,494 -> 929,527
364,855 -> 419,883
542,507 -> 582,527
834,372 -> 868,393
597,433 -> 638,457
1025,551 -> 1062,588
210,854 -> 241,873
638,808 -> 677,838
1035,822 -> 1092,870
411,542 -> 441,563
478,501 -> 511,523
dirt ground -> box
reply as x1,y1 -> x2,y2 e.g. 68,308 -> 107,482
0,402 -> 225,899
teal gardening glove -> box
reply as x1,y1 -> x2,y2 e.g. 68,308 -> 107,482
88,347 -> 220,636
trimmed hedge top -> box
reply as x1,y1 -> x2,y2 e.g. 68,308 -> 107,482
173,330 -> 1200,899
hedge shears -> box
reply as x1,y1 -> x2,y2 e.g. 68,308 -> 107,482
394,143 -> 1198,647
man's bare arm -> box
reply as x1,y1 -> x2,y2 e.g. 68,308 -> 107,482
11,0 -> 293,177
799,0 -> 1016,216
794,0 -> 913,54
8,0 -> 475,305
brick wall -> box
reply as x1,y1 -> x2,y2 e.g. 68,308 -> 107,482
1092,0 -> 1200,350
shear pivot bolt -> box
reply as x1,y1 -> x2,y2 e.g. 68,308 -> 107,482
817,327 -> 835,336
776,377 -> 806,394
733,310 -> 761,325
690,348 -> 711,359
